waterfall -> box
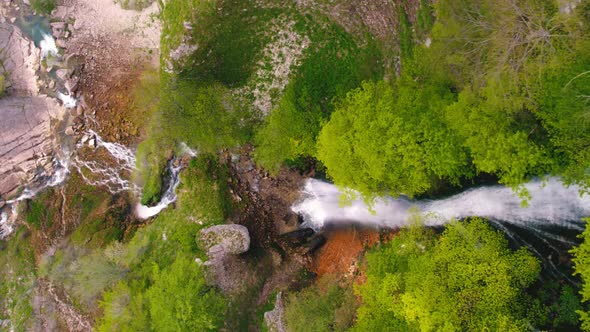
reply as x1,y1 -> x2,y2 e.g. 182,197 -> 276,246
72,130 -> 193,219
57,92 -> 77,109
40,32 -> 58,58
73,130 -> 140,195
293,178 -> 590,230
293,178 -> 590,280
0,155 -> 71,237
135,161 -> 182,219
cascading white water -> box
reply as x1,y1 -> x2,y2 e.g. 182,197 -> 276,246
135,162 -> 183,219
73,130 -> 140,194
72,130 -> 194,219
40,32 -> 58,58
293,178 -> 590,230
57,92 -> 77,109
134,143 -> 198,219
0,155 -> 71,237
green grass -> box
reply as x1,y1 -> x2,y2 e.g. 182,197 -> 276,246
0,74 -> 5,97
25,191 -> 56,230
30,0 -> 55,14
0,228 -> 36,332
96,153 -> 234,330
253,11 -> 384,173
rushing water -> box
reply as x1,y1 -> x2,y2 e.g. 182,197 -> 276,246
293,178 -> 590,230
0,154 -> 71,237
15,15 -> 58,58
293,178 -> 590,280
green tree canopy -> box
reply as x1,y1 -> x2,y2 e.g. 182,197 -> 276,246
147,256 -> 226,332
353,218 -> 540,331
317,79 -> 468,202
283,275 -> 357,332
571,218 -> 590,331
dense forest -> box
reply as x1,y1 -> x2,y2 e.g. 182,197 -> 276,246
2,0 -> 590,331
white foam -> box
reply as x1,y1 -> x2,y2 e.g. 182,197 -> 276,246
292,178 -> 590,230
58,92 -> 77,108
40,32 -> 58,58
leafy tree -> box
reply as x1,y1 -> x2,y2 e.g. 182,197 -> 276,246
30,0 -> 55,14
254,84 -> 324,174
253,19 -> 383,174
97,282 -> 150,332
533,36 -> 590,194
445,78 -> 551,198
162,81 -> 248,154
317,78 -> 468,202
354,218 -> 540,331
147,256 -> 226,332
572,218 -> 590,331
284,275 -> 357,332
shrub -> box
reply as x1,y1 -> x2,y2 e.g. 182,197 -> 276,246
30,0 -> 56,15
284,275 -> 357,332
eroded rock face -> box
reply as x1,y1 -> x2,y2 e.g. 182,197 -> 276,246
0,22 -> 66,200
0,96 -> 64,199
0,22 -> 40,95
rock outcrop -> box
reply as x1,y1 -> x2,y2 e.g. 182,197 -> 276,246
0,22 -> 66,200
0,96 -> 65,199
264,292 -> 286,332
0,22 -> 39,95
198,224 -> 253,294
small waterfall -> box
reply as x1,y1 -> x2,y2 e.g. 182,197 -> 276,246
73,130 -> 194,219
0,155 -> 71,237
293,178 -> 590,230
40,32 -> 58,58
73,130 -> 140,195
57,92 -> 77,108
135,161 -> 183,219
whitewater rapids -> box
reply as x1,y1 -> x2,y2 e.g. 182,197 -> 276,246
292,178 -> 590,230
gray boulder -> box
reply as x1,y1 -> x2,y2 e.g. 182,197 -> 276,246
198,224 -> 253,294
199,224 -> 250,255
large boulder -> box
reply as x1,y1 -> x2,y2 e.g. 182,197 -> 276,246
199,224 -> 250,255
198,224 -> 253,294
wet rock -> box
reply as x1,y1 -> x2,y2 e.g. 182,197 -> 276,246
56,68 -> 70,81
280,227 -> 314,240
55,39 -> 67,49
65,77 -> 79,93
305,235 -> 327,254
64,126 -> 75,136
51,22 -> 65,39
71,104 -> 84,117
264,292 -> 286,332
88,138 -> 96,148
199,224 -> 250,255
